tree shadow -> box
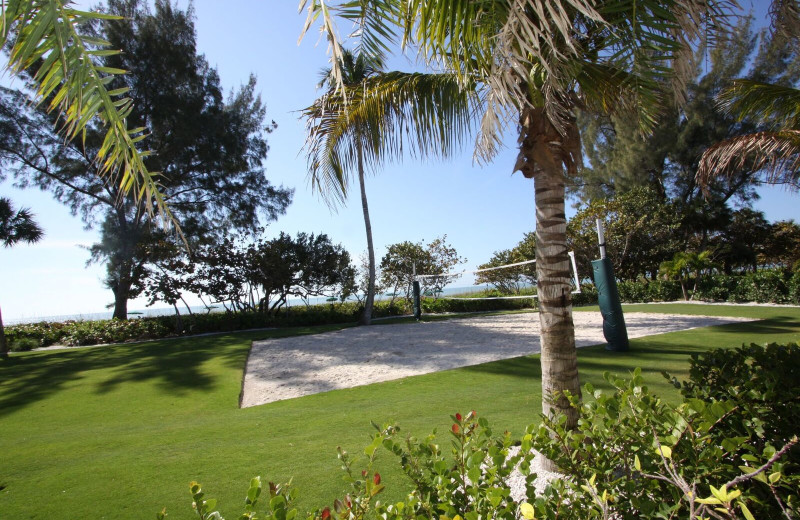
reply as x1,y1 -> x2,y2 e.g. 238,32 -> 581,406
0,334 -> 251,418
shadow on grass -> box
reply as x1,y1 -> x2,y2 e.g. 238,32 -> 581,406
0,326 -> 350,417
0,335 -> 245,417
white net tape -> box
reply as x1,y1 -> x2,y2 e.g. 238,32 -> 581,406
415,251 -> 581,299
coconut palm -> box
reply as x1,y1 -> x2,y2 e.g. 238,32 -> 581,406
302,48 -> 476,325
0,197 -> 44,357
300,0 -> 735,438
698,80 -> 800,190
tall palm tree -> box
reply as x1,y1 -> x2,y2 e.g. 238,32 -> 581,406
304,50 -> 384,325
0,197 -> 44,357
302,49 -> 476,325
300,0 -> 734,440
698,80 -> 800,190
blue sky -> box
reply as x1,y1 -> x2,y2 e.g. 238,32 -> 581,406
1,0 -> 794,322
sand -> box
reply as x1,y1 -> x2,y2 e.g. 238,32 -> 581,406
240,311 -> 753,408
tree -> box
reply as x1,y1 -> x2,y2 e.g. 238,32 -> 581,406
0,1 -> 170,221
301,0 -> 736,440
302,48 -> 475,325
476,233 -> 537,295
698,12 -> 800,190
0,0 -> 292,319
0,197 -> 44,357
659,250 -> 715,300
567,187 -> 683,281
303,50 -> 382,326
380,236 -> 465,302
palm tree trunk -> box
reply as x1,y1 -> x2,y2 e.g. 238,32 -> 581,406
534,169 -> 580,426
517,108 -> 581,470
358,146 -> 376,326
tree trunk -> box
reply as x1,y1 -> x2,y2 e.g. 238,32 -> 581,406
517,108 -> 581,471
111,273 -> 131,320
358,147 -> 376,326
0,304 -> 8,358
534,170 -> 580,427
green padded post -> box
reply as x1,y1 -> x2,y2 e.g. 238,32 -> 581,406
591,257 -> 629,351
412,280 -> 421,320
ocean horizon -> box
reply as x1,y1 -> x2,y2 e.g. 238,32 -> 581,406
4,283 -> 497,325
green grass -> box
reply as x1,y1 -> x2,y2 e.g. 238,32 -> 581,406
1,305 -> 799,519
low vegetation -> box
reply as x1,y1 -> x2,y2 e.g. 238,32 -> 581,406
1,305 -> 799,519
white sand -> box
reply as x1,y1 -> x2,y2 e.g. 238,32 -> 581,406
240,311 -> 754,408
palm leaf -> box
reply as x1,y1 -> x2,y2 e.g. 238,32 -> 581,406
698,130 -> 800,190
718,80 -> 800,129
0,1 -> 176,230
302,71 -> 478,207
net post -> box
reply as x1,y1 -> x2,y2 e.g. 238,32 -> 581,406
412,264 -> 421,320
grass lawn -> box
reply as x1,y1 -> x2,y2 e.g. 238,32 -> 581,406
1,304 -> 798,519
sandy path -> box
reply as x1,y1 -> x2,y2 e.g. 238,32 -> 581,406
240,311 -> 753,407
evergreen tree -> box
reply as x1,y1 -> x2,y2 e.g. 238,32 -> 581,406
0,0 -> 292,319
574,17 -> 799,213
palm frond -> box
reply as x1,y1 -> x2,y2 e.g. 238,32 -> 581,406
0,1 -> 175,229
302,71 -> 478,208
769,0 -> 800,43
698,130 -> 800,190
718,80 -> 800,129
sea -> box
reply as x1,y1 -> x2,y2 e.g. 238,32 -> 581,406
4,283 -> 493,325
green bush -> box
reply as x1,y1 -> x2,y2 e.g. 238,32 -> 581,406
617,279 -> 682,302
739,269 -> 791,303
9,337 -> 40,352
168,343 -> 799,520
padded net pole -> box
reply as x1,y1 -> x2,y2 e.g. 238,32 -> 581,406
592,219 -> 629,351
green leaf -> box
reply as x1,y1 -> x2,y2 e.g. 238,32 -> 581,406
740,502 -> 756,520
520,502 -> 535,519
634,454 -> 641,471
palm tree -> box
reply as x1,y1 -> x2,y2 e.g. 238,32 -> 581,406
300,0 -> 734,439
304,50 -> 384,325
0,197 -> 44,357
302,49 -> 476,325
698,80 -> 800,190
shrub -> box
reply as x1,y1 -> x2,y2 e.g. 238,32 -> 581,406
739,269 -> 791,303
165,344 -> 799,520
9,337 -> 39,352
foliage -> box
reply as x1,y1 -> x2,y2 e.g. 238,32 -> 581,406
532,357 -> 799,519
567,187 -> 682,280
615,279 -> 682,303
8,337 -> 38,352
0,197 -> 43,247
693,268 -> 797,303
476,233 -> 537,295
380,236 -> 465,302
167,343 -> 800,519
0,0 -> 291,319
678,343 -> 800,519
0,0 -> 164,219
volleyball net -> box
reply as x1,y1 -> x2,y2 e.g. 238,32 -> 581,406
414,251 -> 581,300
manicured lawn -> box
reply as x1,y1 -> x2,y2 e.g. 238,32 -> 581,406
1,305 -> 798,519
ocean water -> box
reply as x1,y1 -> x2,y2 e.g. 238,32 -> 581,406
5,284 -> 494,325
